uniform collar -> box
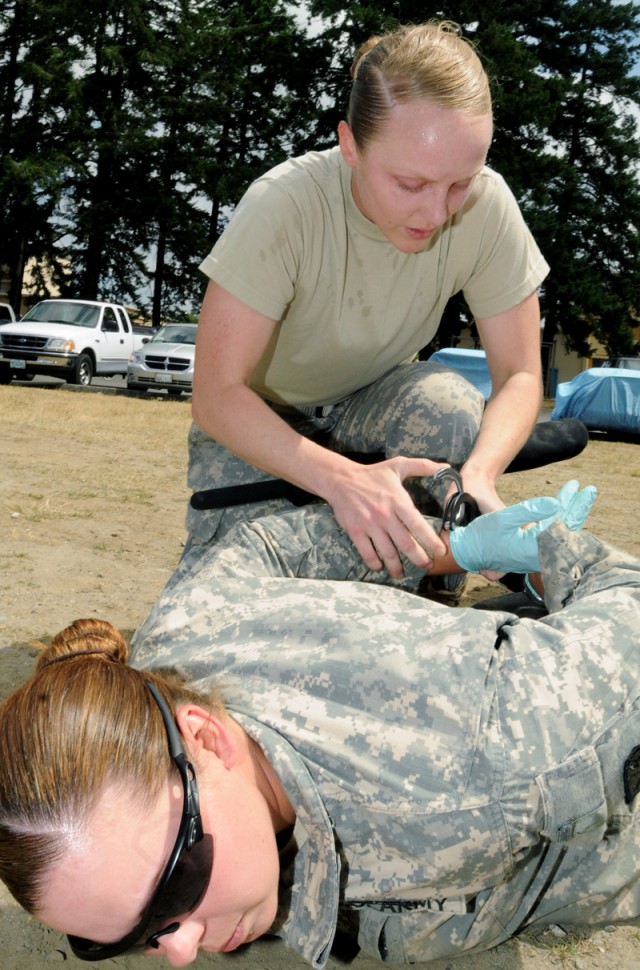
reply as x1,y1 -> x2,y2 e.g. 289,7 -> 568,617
231,711 -> 341,968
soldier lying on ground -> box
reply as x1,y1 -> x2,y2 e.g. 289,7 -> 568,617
2,481 -> 640,968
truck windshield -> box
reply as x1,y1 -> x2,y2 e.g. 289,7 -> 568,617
153,325 -> 197,345
21,301 -> 101,328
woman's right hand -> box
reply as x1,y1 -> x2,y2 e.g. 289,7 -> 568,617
324,456 -> 450,578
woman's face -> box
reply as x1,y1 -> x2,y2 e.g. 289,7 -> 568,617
37,716 -> 284,967
338,100 -> 493,253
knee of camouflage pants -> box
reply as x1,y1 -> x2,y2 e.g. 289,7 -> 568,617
386,361 -> 484,466
184,421 -> 297,550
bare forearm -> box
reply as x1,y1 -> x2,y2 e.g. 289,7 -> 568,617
466,290 -> 543,500
192,381 -> 352,497
462,371 -> 542,489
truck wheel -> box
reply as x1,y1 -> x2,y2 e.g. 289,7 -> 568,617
73,354 -> 93,386
0,368 -> 13,384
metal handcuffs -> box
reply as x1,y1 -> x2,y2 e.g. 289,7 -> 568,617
434,467 -> 480,530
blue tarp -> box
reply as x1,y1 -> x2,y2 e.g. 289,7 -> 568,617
428,348 -> 492,399
552,368 -> 640,434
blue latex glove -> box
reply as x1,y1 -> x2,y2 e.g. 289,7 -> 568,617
449,481 -> 597,574
553,479 -> 598,530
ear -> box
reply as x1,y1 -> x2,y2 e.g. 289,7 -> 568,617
175,704 -> 238,771
338,120 -> 358,168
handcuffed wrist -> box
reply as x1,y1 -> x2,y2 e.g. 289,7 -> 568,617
524,573 -> 545,604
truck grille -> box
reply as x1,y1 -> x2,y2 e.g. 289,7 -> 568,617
145,354 -> 191,372
0,334 -> 49,351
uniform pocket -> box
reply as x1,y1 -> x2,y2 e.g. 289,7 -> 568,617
537,746 -> 608,846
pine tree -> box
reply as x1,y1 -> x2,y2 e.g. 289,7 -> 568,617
0,0 -> 79,309
0,0 -> 328,318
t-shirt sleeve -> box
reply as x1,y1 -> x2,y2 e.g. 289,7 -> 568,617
199,177 -> 305,321
461,171 -> 550,319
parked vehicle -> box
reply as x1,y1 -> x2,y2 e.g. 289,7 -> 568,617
0,304 -> 17,324
552,367 -> 640,436
0,299 -> 151,386
607,356 -> 640,371
127,322 -> 197,395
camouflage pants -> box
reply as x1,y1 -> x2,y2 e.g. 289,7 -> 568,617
184,360 -> 484,557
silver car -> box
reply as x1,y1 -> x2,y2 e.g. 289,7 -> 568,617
127,323 -> 197,395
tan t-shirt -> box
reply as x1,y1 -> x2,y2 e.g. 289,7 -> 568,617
200,147 -> 549,407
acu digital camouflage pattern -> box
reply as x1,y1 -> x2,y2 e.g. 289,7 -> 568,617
131,506 -> 640,966
185,359 -> 485,553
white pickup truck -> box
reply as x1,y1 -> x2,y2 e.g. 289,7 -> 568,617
0,299 -> 152,386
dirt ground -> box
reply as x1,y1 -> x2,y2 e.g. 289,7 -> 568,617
1,381 -> 640,970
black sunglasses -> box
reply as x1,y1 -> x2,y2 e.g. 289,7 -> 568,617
67,679 -> 214,961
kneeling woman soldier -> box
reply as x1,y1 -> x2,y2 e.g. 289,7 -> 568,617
1,486 -> 640,967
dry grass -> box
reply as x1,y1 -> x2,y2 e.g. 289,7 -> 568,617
1,385 -> 191,524
0,383 -> 188,447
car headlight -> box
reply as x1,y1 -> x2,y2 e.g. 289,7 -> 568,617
47,337 -> 75,351
129,350 -> 144,364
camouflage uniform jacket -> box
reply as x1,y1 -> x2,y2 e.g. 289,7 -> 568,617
131,516 -> 640,966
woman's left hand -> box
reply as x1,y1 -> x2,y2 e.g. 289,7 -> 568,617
449,480 -> 597,574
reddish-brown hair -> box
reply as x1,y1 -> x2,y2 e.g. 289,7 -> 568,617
0,618 -> 221,913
